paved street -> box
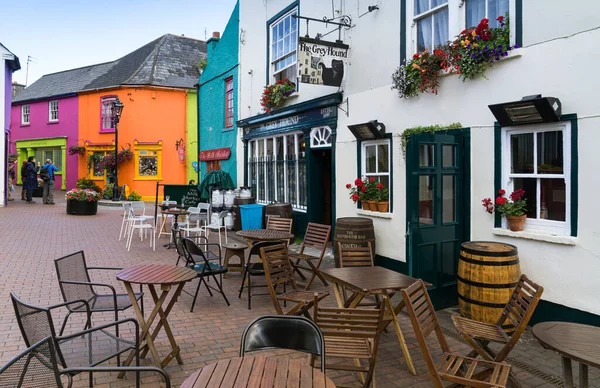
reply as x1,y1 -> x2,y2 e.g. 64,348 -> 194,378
0,195 -> 597,387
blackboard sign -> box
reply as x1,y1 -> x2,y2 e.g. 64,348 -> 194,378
163,184 -> 203,208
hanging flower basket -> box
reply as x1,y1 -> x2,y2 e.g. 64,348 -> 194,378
260,79 -> 296,113
68,146 -> 86,156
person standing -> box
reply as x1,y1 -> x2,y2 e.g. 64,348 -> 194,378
41,159 -> 59,205
20,160 -> 28,200
24,156 -> 39,204
7,161 -> 16,201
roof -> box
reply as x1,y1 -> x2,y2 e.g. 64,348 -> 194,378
13,34 -> 206,103
0,42 -> 21,71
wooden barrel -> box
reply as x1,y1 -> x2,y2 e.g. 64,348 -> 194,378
265,203 -> 293,220
334,218 -> 376,267
458,241 -> 521,331
233,197 -> 255,231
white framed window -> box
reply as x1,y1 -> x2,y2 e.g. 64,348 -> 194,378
48,100 -> 59,122
21,105 -> 30,125
502,122 -> 571,235
466,0 -> 509,29
270,8 -> 298,83
414,0 -> 449,53
361,139 -> 391,200
248,132 -> 306,211
101,96 -> 116,132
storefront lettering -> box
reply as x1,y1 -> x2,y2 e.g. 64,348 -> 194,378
264,115 -> 300,130
199,148 -> 231,161
299,42 -> 348,59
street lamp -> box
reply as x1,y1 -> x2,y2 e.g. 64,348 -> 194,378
112,97 -> 124,201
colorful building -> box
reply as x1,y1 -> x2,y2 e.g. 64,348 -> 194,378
1,42 -> 20,207
198,1 -> 240,183
10,34 -> 206,198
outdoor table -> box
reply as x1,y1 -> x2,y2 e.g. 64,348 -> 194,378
319,266 -> 428,376
533,322 -> 600,388
116,264 -> 196,371
180,355 -> 336,387
236,228 -> 294,246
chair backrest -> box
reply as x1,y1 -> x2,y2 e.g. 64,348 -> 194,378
300,223 -> 331,256
495,274 -> 544,360
197,203 -> 210,212
260,243 -> 296,291
240,315 -> 325,372
248,241 -> 280,263
339,241 -> 374,267
122,202 -> 132,214
0,338 -> 63,388
182,237 -> 210,269
266,216 -> 293,233
171,227 -> 187,259
10,293 -> 57,348
402,280 -> 450,388
131,201 -> 146,215
54,251 -> 95,303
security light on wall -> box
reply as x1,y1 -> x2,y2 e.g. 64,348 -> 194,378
348,120 -> 386,141
488,95 -> 562,126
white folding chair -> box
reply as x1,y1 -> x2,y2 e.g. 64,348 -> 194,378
119,202 -> 133,240
126,209 -> 156,251
158,201 -> 178,238
181,204 -> 210,237
198,211 -> 229,247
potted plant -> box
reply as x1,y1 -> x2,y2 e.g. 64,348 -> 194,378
376,183 -> 389,212
66,189 -> 101,215
482,189 -> 528,231
346,178 -> 380,211
68,145 -> 86,156
260,78 -> 296,113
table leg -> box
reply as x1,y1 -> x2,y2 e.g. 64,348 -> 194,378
579,363 -> 588,388
561,357 -> 574,388
384,297 -> 416,376
331,282 -> 346,308
148,284 -> 185,366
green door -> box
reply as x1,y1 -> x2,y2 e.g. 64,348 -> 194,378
406,132 -> 469,309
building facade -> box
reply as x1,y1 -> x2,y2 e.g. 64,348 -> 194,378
1,42 -> 20,207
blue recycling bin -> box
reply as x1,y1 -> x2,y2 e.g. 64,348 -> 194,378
239,204 -> 265,230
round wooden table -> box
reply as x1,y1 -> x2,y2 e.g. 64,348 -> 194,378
181,355 -> 336,387
533,322 -> 600,388
236,229 -> 294,243
163,208 -> 190,229
116,264 -> 196,371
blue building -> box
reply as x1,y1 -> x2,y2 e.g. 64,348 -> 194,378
198,1 -> 239,182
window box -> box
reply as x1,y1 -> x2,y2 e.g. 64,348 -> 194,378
357,209 -> 393,219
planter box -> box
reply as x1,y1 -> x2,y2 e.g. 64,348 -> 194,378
66,200 -> 98,215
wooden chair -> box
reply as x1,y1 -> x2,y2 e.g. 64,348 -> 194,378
260,243 -> 328,318
402,280 -> 511,388
338,242 -> 384,308
289,222 -> 332,290
266,215 -> 293,233
313,293 -> 387,388
452,274 -> 543,387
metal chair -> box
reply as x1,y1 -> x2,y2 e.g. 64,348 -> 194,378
10,293 -> 151,387
0,337 -> 170,388
182,235 -> 230,311
402,280 -> 511,388
180,204 -> 210,237
240,315 -> 325,372
237,241 -> 280,310
125,208 -> 156,251
198,210 -> 229,247
289,222 -> 332,290
54,251 -> 143,336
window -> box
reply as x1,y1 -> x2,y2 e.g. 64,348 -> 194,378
134,141 -> 163,180
35,148 -> 62,170
248,132 -> 306,211
49,100 -> 59,122
101,96 -> 116,132
466,0 -> 509,28
225,77 -> 234,128
21,105 -> 30,125
414,0 -> 449,53
207,160 -> 222,173
362,140 -> 391,207
270,9 -> 298,82
91,152 -> 107,179
502,122 -> 571,235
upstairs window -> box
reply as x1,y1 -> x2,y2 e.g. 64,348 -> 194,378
49,100 -> 59,122
466,0 -> 509,28
414,0 -> 449,53
101,96 -> 116,132
21,105 -> 30,125
225,77 -> 234,128
270,8 -> 298,82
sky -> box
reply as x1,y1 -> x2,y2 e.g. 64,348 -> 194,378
0,0 -> 237,86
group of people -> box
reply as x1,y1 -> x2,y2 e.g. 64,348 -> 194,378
9,157 -> 58,204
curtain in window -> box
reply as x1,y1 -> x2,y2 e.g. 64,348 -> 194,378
466,0 -> 485,28
433,8 -> 449,48
417,17 -> 433,53
488,0 -> 509,28
415,0 -> 429,14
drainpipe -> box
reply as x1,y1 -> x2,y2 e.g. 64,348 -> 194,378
194,82 -> 200,184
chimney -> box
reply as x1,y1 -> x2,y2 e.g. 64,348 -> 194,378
207,31 -> 221,52
212,31 -> 221,39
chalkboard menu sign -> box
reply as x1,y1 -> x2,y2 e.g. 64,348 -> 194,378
163,184 -> 202,208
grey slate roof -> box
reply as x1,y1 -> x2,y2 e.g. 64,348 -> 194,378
13,34 -> 206,103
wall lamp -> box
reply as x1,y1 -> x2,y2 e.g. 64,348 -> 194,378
175,138 -> 185,151
348,120 -> 386,141
488,94 -> 562,126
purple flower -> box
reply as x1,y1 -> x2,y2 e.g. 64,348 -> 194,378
514,44 -> 520,49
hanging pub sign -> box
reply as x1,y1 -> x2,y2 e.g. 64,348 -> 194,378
199,147 -> 231,161
298,37 -> 349,87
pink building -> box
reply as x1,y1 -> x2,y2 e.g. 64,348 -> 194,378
1,42 -> 20,207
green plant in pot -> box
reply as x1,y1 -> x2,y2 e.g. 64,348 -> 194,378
482,189 -> 527,231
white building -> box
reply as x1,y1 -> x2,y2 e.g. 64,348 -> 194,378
1,43 -> 21,207
238,0 -> 600,323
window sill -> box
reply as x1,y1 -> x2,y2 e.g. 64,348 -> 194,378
357,209 -> 393,219
99,129 -> 116,134
492,228 -> 576,246
223,126 -> 235,132
47,121 -> 59,125
439,51 -> 522,78
21,124 -> 30,127
134,177 -> 162,181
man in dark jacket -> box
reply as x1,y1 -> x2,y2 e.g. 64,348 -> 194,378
20,160 -> 28,200
24,156 -> 40,204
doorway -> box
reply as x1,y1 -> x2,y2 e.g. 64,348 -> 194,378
310,149 -> 332,226
406,130 -> 470,309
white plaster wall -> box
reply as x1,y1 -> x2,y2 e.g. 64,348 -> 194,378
0,57 -> 7,207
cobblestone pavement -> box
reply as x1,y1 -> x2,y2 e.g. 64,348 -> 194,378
0,194 -> 597,387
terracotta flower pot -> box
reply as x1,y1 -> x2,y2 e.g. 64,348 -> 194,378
377,201 -> 389,212
506,215 -> 526,232
365,200 -> 378,211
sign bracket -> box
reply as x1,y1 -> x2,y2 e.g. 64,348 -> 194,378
338,97 -> 349,117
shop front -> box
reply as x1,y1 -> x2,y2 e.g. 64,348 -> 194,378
238,93 -> 342,234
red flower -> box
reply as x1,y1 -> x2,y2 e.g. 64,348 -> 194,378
361,186 -> 367,193
351,194 -> 359,202
345,183 -> 352,189
369,177 -> 376,182
495,196 -> 507,205
277,80 -> 283,84
510,189 -> 526,201
498,189 -> 506,195
376,183 -> 384,189
413,53 -> 420,60
355,178 -> 363,187
497,16 -> 504,23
